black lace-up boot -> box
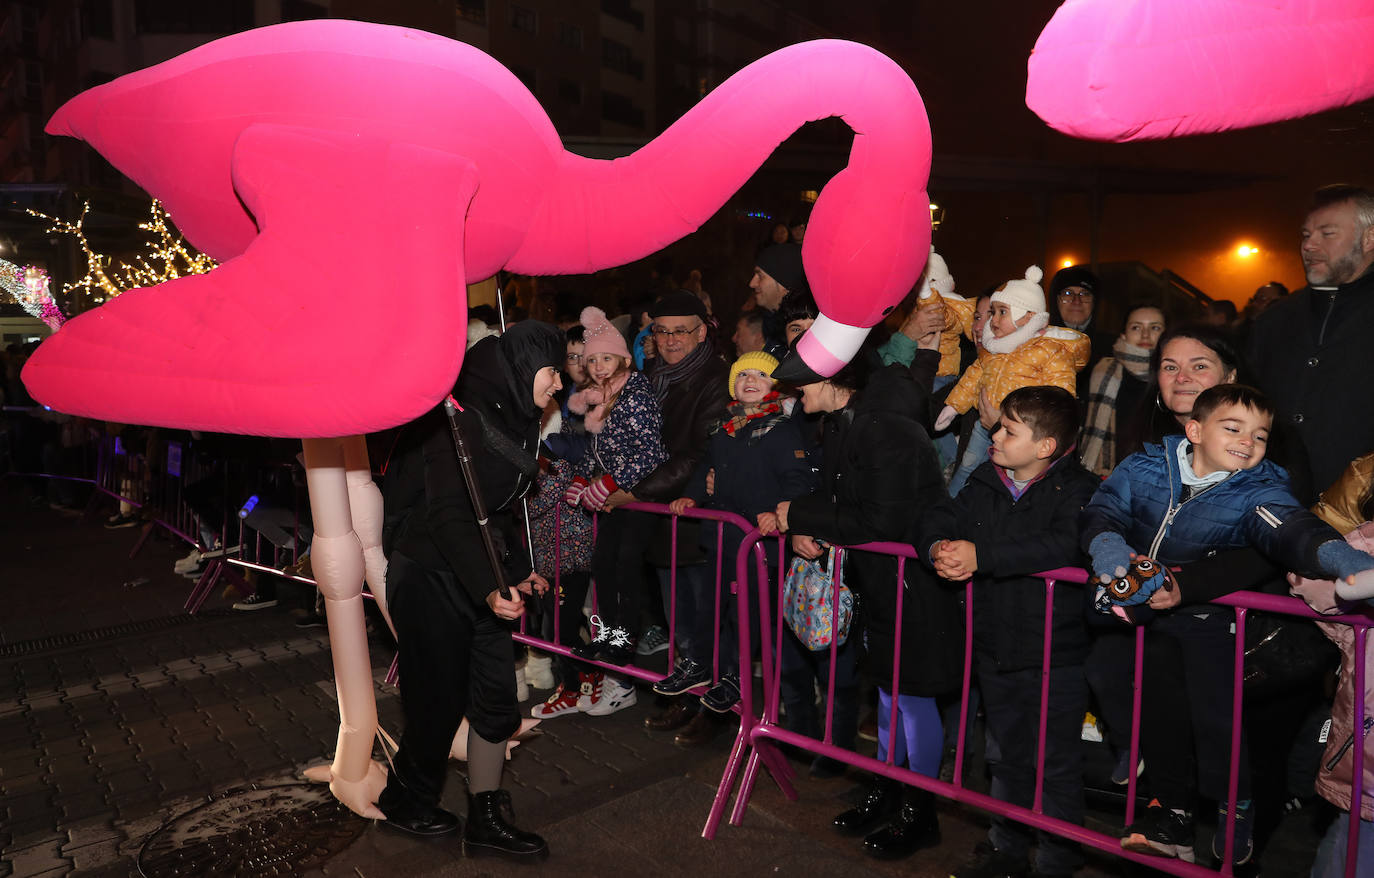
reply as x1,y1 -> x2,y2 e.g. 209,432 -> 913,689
462,789 -> 549,861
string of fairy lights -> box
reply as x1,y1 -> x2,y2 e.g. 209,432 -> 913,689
15,199 -> 217,312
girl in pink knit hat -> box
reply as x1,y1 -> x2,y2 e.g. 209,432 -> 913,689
562,307 -> 667,686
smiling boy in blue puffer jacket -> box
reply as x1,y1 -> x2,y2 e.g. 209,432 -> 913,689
1080,383 -> 1374,867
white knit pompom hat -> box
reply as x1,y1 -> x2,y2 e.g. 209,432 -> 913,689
926,248 -> 954,296
991,266 -> 1046,321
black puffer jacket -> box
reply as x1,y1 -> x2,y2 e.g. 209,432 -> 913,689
633,347 -> 730,566
918,455 -> 1101,673
384,325 -> 562,607
633,353 -> 730,502
787,361 -> 963,697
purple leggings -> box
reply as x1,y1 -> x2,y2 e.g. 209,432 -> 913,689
876,688 -> 943,778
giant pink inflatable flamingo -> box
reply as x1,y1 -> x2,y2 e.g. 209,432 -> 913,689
22,20 -> 933,819
1027,0 -> 1374,141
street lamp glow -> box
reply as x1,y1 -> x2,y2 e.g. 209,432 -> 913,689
1236,244 -> 1259,258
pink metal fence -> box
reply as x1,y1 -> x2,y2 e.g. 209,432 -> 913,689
707,532 -> 1373,878
511,500 -> 768,693
15,425 -> 1370,874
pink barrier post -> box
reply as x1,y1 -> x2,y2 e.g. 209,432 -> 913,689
1220,607 -> 1249,874
1125,624 -> 1146,827
1033,578 -> 1056,814
726,538 -> 794,829
767,535 -> 788,725
825,547 -> 845,747
954,579 -> 974,788
713,520 -> 725,679
1348,624 -> 1367,878
883,554 -> 906,765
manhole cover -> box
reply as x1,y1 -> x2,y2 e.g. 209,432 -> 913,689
138,783 -> 366,877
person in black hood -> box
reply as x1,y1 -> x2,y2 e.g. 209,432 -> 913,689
377,321 -> 563,860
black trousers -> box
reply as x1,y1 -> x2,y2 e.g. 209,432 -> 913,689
1142,610 -> 1250,809
1084,628 -> 1137,755
541,570 -> 591,690
979,655 -> 1088,875
380,551 -> 520,810
588,508 -> 656,635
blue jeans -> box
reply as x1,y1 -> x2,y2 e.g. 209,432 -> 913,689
1312,810 -> 1374,878
779,630 -> 859,749
930,375 -> 959,471
948,421 -> 991,497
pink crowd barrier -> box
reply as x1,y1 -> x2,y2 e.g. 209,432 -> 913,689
13,427 -> 1370,874
511,500 -> 769,694
706,533 -> 1373,878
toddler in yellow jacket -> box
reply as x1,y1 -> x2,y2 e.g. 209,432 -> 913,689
936,265 -> 1089,494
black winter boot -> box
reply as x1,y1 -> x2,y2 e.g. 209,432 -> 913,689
862,787 -> 940,860
832,775 -> 901,837
462,789 -> 549,861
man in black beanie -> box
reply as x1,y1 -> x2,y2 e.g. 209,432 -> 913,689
748,243 -> 806,356
1048,265 -> 1113,399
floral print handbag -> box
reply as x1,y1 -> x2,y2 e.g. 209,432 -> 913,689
781,545 -> 854,651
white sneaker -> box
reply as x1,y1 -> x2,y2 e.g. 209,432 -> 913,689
584,676 -> 637,716
576,671 -> 604,711
173,549 -> 202,574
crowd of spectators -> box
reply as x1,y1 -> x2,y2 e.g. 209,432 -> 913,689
515,184 -> 1374,877
8,184 -> 1374,877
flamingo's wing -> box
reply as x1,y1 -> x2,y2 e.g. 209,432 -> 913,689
1028,0 -> 1374,141
24,124 -> 477,438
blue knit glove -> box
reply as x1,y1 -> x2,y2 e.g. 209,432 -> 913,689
1317,539 -> 1374,579
1089,532 -> 1135,584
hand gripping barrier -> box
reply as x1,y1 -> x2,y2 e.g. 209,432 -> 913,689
709,533 -> 1373,878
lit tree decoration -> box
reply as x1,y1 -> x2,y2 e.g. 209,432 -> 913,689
0,261 -> 64,330
25,199 -> 217,307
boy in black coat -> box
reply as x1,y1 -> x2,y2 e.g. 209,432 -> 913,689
918,386 -> 1101,878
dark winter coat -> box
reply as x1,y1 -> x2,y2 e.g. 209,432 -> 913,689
787,360 -> 964,697
573,370 -> 667,491
633,353 -> 730,502
384,326 -> 562,607
634,347 -> 730,566
684,404 -> 813,521
1248,266 -> 1374,498
917,456 -> 1101,672
1080,435 -> 1342,576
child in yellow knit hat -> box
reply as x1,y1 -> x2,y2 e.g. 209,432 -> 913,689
935,266 -> 1089,495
